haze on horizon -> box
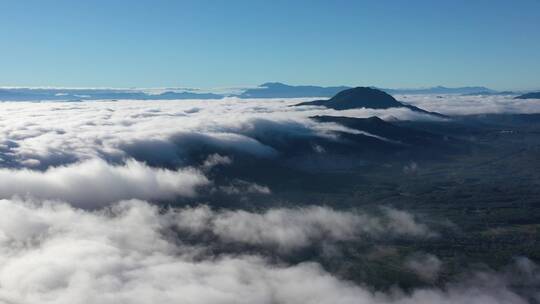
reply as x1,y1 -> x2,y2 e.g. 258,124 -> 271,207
1,0 -> 539,90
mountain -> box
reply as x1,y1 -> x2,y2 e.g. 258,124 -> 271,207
295,87 -> 446,118
237,83 -> 498,98
238,82 -> 350,98
515,92 -> 540,99
0,88 -> 223,101
383,86 -> 496,95
0,84 -> 506,101
150,91 -> 222,99
461,91 -> 515,96
297,87 -> 402,109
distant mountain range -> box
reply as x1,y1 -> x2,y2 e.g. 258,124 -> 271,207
515,92 -> 540,99
296,87 -> 447,118
239,83 -> 506,98
384,86 -> 498,95
238,82 -> 350,98
461,91 -> 516,96
0,88 -> 222,101
0,82 -> 531,101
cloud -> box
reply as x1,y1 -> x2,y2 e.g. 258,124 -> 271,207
202,153 -> 233,170
0,198 -> 535,304
382,207 -> 436,237
0,97 -> 538,303
0,159 -> 208,208
216,180 -> 271,195
405,252 -> 443,282
174,205 -> 435,252
396,94 -> 540,115
0,98 -> 443,168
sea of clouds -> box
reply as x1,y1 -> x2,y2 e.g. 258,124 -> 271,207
0,97 -> 444,169
2,95 -> 540,169
397,94 -> 540,115
0,96 -> 538,303
0,198 -> 537,304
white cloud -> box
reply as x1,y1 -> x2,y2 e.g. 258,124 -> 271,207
405,252 -> 443,281
174,205 -> 435,252
202,153 -> 232,170
0,98 -> 442,168
216,180 -> 271,195
0,96 -> 537,303
0,198 -> 534,304
396,94 -> 540,115
382,207 -> 436,237
0,159 -> 208,208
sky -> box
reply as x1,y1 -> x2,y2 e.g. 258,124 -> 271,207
0,0 -> 539,90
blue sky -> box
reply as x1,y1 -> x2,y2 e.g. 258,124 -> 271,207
1,0 -> 539,90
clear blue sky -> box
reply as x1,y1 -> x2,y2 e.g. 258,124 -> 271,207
1,0 -> 539,90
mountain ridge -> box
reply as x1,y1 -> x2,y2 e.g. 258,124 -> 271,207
295,87 -> 447,118
515,92 -> 540,99
237,83 -> 499,98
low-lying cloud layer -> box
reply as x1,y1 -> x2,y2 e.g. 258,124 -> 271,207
0,159 -> 208,208
174,205 -> 435,252
0,98 -> 441,168
0,198 -> 536,304
0,97 -> 539,303
397,94 -> 540,115
1,95 -> 536,168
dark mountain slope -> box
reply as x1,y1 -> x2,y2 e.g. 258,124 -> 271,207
299,87 -> 402,109
312,115 -> 443,146
296,87 -> 447,118
515,92 -> 540,99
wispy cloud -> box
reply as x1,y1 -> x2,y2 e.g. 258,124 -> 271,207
174,205 -> 435,252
